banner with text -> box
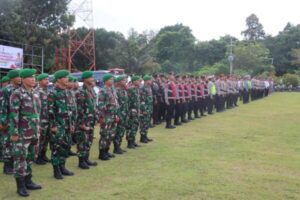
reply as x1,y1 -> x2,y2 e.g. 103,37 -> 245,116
0,45 -> 23,69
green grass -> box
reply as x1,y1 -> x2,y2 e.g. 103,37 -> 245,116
1,93 -> 300,200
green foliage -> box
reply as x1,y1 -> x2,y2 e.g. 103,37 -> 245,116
241,13 -> 265,41
283,73 -> 300,86
197,62 -> 229,75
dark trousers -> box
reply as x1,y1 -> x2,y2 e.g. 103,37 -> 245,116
166,100 -> 175,127
243,90 -> 249,104
174,100 -> 182,124
159,102 -> 166,121
207,96 -> 214,114
153,102 -> 160,124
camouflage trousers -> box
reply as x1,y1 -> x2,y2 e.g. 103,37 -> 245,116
1,131 -> 12,161
50,127 -> 71,167
38,124 -> 50,156
139,112 -> 151,136
99,121 -> 117,151
126,114 -> 139,141
114,118 -> 127,146
0,132 -> 3,160
12,137 -> 38,178
76,128 -> 94,158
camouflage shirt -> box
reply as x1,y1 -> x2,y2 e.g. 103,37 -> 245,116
116,87 -> 129,122
34,86 -> 49,125
0,84 -> 20,126
48,87 -> 72,130
76,84 -> 97,128
9,86 -> 40,139
140,85 -> 153,115
97,86 -> 119,123
127,85 -> 140,116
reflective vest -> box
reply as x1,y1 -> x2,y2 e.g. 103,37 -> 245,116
211,83 -> 217,95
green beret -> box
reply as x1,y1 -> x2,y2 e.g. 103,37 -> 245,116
114,75 -> 126,83
37,73 -> 48,81
1,76 -> 10,83
68,75 -> 74,82
143,75 -> 152,81
54,70 -> 69,80
73,77 -> 78,82
7,69 -> 20,79
131,75 -> 140,82
103,73 -> 114,82
20,68 -> 36,78
81,71 -> 93,80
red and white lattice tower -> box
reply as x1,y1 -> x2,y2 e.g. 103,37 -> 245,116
54,0 -> 96,72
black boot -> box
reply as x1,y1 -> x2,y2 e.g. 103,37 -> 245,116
16,177 -> 29,197
53,165 -> 63,179
99,149 -> 110,160
140,135 -> 148,143
133,137 -> 140,147
60,163 -> 74,176
35,155 -> 47,165
41,151 -> 50,163
166,125 -> 176,129
78,157 -> 89,169
106,148 -> 115,158
3,160 -> 14,175
25,174 -> 42,190
85,153 -> 97,166
113,142 -> 123,154
127,140 -> 135,149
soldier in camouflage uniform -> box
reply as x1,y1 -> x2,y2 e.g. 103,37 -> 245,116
0,69 -> 21,174
48,70 -> 75,179
66,76 -> 77,156
76,71 -> 97,169
97,73 -> 119,160
10,68 -> 42,197
34,73 -> 51,165
126,75 -> 141,148
0,76 -> 10,161
139,75 -> 153,143
113,75 -> 128,154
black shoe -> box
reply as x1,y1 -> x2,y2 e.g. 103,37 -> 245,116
68,150 -> 77,156
25,175 -> 42,190
133,142 -> 141,147
174,122 -> 182,126
106,149 -> 115,158
53,166 -> 64,180
85,155 -> 97,166
113,142 -> 123,154
16,177 -> 29,197
3,160 -> 14,175
35,156 -> 47,165
181,119 -> 188,123
41,153 -> 50,163
166,125 -> 176,129
99,149 -> 110,160
127,140 -> 135,149
78,157 -> 90,169
60,164 -> 74,176
140,135 -> 148,143
201,114 -> 207,117
188,117 -> 194,120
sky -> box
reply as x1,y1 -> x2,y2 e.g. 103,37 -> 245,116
73,0 -> 300,41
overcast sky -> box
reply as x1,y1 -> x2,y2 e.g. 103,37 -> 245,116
74,0 -> 300,41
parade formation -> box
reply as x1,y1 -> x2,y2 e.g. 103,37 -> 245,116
0,69 -> 273,197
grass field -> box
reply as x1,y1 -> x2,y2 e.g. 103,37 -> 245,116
0,93 -> 300,200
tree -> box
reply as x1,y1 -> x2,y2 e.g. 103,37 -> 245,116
0,0 -> 75,71
241,14 -> 265,41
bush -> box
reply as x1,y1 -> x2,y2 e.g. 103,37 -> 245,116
283,73 -> 300,87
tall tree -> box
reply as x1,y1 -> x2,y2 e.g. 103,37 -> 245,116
241,14 -> 265,41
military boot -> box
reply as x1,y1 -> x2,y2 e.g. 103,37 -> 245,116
85,153 -> 97,166
140,135 -> 148,143
53,165 -> 63,180
106,148 -> 115,158
78,157 -> 89,169
25,174 -> 42,190
60,163 -> 74,176
99,149 -> 110,160
113,142 -> 123,154
16,177 -> 29,197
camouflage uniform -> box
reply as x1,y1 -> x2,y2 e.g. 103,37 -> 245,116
66,89 -> 77,143
34,86 -> 50,161
76,85 -> 96,159
48,87 -> 73,167
9,86 -> 40,178
139,84 -> 153,142
97,86 -> 119,156
114,86 -> 128,151
0,84 -> 19,169
126,85 -> 140,146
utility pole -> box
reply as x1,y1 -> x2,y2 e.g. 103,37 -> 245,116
228,38 -> 234,75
